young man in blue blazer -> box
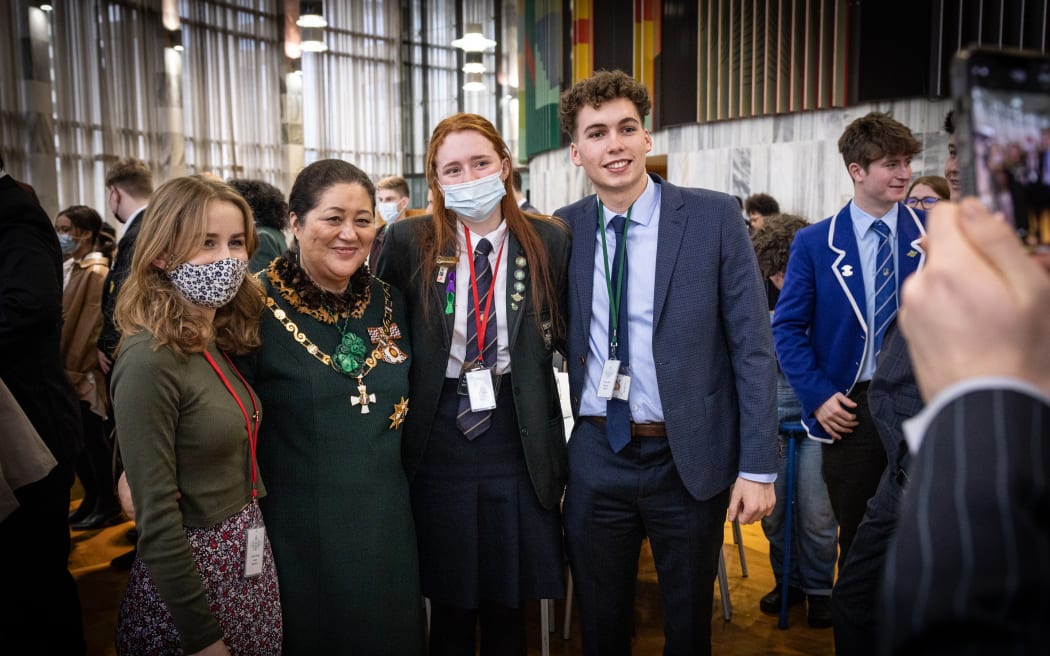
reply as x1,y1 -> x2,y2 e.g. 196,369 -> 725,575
555,70 -> 778,656
772,112 -> 925,574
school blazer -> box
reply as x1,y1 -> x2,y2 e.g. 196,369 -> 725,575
772,201 -> 925,442
375,214 -> 570,510
555,175 -> 778,501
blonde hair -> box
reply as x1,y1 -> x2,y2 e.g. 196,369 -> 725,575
114,175 -> 263,357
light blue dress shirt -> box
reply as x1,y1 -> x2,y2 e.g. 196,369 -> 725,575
848,200 -> 899,382
580,176 -> 663,421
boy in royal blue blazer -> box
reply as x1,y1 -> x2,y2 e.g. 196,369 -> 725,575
772,112 -> 925,571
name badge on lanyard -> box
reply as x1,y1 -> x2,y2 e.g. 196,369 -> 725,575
244,524 -> 266,578
597,359 -> 631,401
202,350 -> 265,579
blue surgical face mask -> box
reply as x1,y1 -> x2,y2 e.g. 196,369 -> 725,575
58,232 -> 77,255
376,201 -> 401,224
440,172 -> 507,223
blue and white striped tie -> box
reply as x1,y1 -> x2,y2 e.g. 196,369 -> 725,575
871,219 -> 897,353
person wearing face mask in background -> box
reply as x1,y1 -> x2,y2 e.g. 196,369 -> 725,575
111,175 -> 281,656
369,175 -> 411,266
56,206 -> 123,531
98,157 -> 153,375
376,114 -> 569,656
97,156 -> 154,570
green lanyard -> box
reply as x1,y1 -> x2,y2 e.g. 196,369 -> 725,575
598,200 -> 632,358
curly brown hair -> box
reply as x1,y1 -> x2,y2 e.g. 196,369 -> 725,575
115,175 -> 263,358
838,112 -> 921,172
558,70 -> 652,140
751,213 -> 811,280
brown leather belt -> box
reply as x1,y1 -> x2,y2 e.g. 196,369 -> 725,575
581,416 -> 667,438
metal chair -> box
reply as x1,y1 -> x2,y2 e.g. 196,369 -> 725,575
731,517 -> 748,577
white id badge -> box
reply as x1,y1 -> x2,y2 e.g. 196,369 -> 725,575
612,372 -> 631,401
244,526 -> 266,578
596,359 -> 621,399
466,368 -> 497,411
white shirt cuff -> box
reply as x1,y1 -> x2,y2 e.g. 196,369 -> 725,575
903,376 -> 1050,453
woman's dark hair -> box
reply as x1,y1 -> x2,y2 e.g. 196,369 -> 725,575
98,222 -> 117,260
227,178 -> 290,231
57,205 -> 103,243
288,160 -> 375,221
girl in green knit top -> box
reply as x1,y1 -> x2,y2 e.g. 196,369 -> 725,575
112,175 -> 281,656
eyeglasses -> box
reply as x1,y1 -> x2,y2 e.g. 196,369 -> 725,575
905,196 -> 941,208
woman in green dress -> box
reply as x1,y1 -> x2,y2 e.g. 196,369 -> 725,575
237,159 -> 424,655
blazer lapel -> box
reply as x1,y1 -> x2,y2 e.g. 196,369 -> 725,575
571,197 -> 599,338
434,243 -> 457,348
897,203 -> 927,280
653,178 -> 685,327
828,203 -> 868,331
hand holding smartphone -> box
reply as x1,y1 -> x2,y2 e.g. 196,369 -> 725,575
952,47 -> 1050,253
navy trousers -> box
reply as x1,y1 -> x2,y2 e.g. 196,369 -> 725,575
563,419 -> 730,656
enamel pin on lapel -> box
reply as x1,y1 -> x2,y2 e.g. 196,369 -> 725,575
840,264 -> 854,277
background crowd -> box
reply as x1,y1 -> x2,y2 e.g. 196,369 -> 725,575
2,65 -> 1048,656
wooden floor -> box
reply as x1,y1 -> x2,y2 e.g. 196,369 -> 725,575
70,493 -> 835,656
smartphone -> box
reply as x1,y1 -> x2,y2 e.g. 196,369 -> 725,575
952,47 -> 1050,252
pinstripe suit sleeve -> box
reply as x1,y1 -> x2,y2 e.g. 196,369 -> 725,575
882,388 -> 1050,655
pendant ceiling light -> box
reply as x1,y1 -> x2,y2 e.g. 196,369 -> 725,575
452,22 -> 496,52
297,1 -> 327,28
297,1 -> 328,53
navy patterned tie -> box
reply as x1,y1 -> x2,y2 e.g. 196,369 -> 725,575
871,220 -> 897,353
606,215 -> 631,453
457,237 -> 496,439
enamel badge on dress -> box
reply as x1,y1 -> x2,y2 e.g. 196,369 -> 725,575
368,323 -> 407,364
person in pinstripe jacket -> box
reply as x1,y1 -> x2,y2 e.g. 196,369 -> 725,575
881,199 -> 1050,655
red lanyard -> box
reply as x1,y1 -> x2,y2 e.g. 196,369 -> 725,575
203,350 -> 260,498
463,225 -> 506,364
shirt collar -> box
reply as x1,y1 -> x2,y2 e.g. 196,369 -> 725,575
601,175 -> 658,228
849,199 -> 898,237
457,218 -> 509,252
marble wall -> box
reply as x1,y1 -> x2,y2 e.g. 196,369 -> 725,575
529,98 -> 954,222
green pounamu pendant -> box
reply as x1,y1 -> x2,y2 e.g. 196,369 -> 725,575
333,332 -> 366,375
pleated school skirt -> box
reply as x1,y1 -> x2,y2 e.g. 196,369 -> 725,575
411,376 -> 565,609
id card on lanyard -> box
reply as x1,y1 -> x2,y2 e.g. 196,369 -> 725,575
458,225 -> 506,411
203,350 -> 265,578
595,201 -> 632,402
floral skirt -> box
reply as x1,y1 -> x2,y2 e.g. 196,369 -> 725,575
115,501 -> 282,656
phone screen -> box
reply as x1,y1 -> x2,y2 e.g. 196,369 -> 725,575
953,48 -> 1050,252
